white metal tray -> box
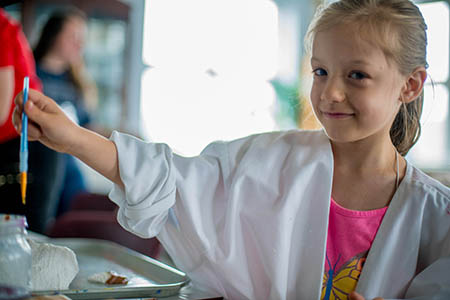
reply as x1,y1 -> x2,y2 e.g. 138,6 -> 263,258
31,238 -> 189,299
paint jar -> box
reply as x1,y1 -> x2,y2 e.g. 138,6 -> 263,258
0,214 -> 31,299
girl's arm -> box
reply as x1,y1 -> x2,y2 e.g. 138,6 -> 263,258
13,89 -> 123,189
70,126 -> 123,189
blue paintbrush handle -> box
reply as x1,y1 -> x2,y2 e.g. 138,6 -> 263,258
20,77 -> 29,173
20,150 -> 28,172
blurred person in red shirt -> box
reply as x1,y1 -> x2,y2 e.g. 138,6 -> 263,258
0,7 -> 64,233
0,8 -> 41,141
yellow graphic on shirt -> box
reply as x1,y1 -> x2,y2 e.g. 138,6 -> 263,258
321,251 -> 368,300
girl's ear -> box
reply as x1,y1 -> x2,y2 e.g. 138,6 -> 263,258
400,67 -> 427,103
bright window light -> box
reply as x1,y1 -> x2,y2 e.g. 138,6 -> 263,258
140,68 -> 277,155
408,121 -> 447,169
409,83 -> 448,168
141,0 -> 279,155
421,84 -> 449,124
143,0 -> 278,79
408,1 -> 449,169
420,2 -> 449,83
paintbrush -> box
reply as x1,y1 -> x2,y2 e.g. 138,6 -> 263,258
20,76 -> 29,205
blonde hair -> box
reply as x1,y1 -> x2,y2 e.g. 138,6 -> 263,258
70,61 -> 98,113
305,0 -> 428,156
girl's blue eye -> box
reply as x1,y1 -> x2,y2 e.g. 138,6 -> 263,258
349,71 -> 367,80
313,68 -> 327,76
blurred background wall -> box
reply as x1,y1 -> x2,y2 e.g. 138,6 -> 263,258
3,0 -> 449,193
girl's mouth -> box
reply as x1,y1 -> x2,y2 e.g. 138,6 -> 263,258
322,111 -> 355,119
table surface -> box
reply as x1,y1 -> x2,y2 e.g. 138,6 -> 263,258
27,232 -> 223,300
150,282 -> 223,299
109,282 -> 223,299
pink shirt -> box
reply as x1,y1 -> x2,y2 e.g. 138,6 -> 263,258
321,197 -> 388,300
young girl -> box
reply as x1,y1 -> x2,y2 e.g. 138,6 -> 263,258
13,0 -> 450,299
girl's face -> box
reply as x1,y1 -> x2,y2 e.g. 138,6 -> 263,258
53,16 -> 87,65
310,24 -> 405,145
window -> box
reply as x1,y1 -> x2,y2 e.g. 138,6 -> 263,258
140,0 -> 279,155
408,1 -> 450,170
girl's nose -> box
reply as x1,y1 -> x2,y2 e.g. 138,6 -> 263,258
321,76 -> 346,103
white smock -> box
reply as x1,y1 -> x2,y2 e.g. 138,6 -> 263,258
108,129 -> 450,300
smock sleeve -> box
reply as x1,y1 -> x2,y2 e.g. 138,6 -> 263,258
108,131 -> 231,240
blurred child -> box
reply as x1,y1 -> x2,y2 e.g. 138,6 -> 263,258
33,8 -> 99,215
0,8 -> 64,233
12,0 -> 450,299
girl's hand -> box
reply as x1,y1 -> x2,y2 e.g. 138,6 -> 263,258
14,88 -> 123,187
13,89 -> 81,154
349,291 -> 384,300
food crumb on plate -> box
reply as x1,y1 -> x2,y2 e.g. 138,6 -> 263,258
87,271 -> 129,285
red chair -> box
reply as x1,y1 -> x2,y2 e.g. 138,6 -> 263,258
46,193 -> 161,259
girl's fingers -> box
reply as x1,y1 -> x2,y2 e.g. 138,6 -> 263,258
14,89 -> 60,115
27,120 -> 43,141
349,292 -> 384,300
26,89 -> 60,114
349,291 -> 365,300
14,90 -> 24,107
12,97 -> 43,140
12,106 -> 22,133
23,94 -> 55,130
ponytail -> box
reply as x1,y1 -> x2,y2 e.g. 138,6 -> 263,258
390,91 -> 423,156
